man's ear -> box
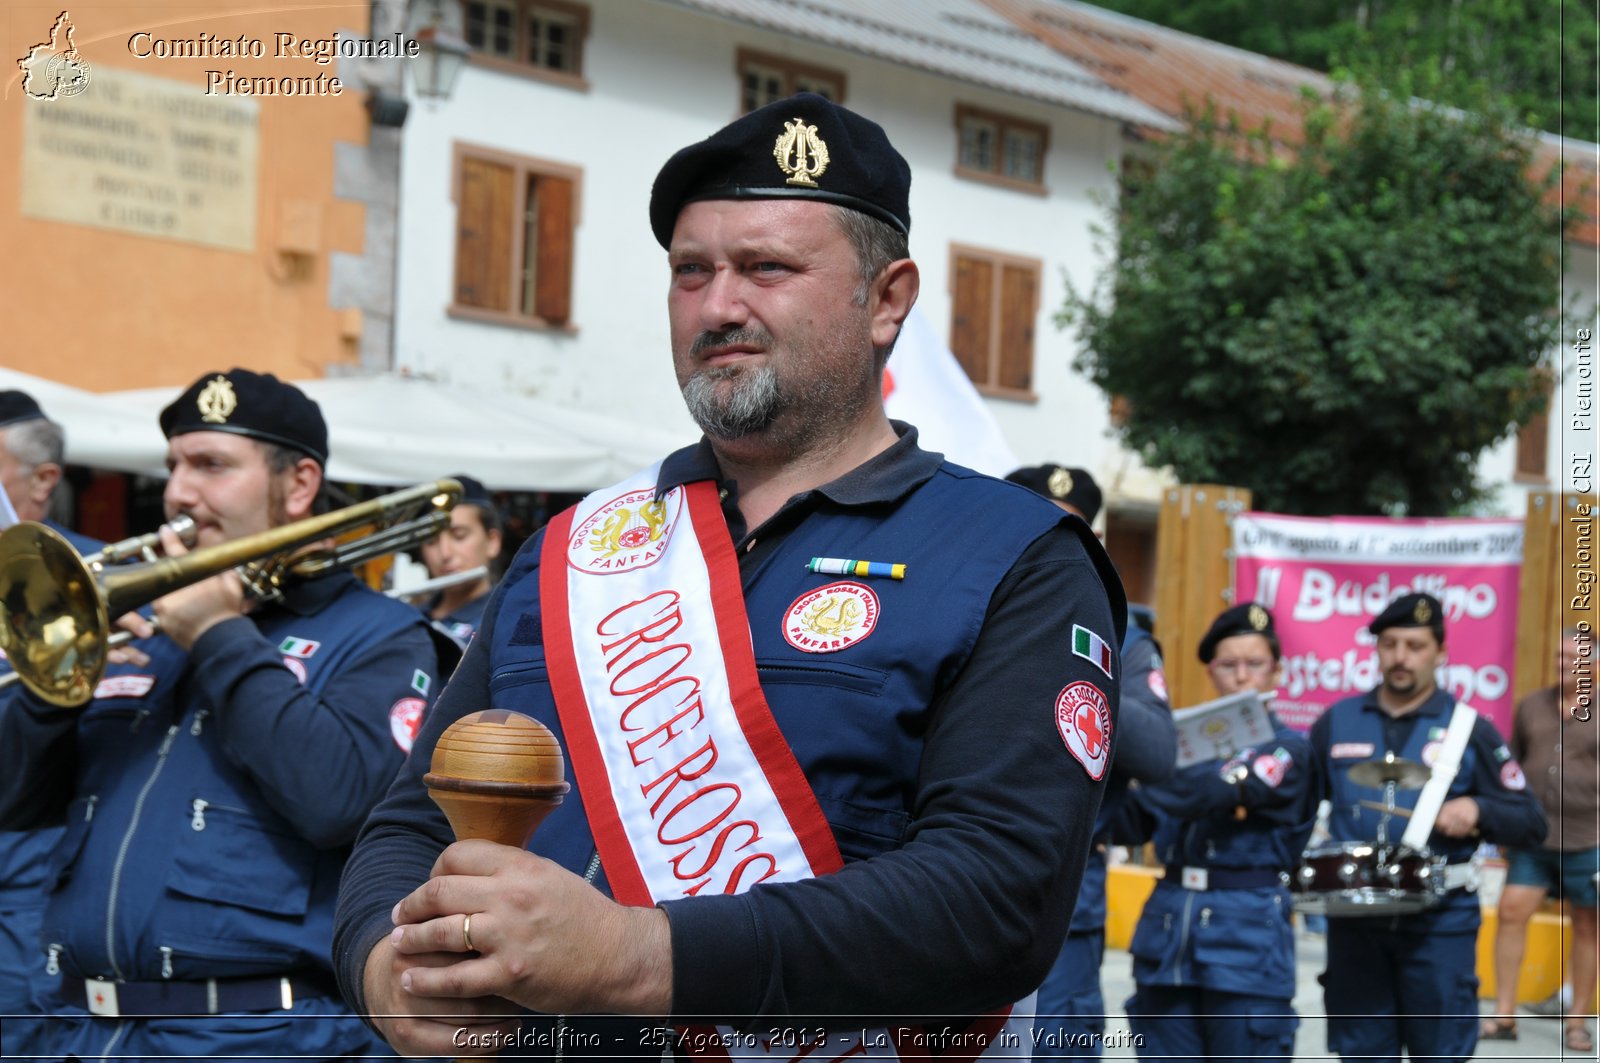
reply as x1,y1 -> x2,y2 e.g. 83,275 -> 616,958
869,259 -> 919,354
284,458 -> 322,520
28,462 -> 61,508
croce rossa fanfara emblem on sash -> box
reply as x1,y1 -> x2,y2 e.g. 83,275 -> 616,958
566,487 -> 682,573
773,118 -> 829,187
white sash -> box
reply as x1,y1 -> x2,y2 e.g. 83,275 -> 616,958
1401,700 -> 1478,850
541,468 -> 1025,1061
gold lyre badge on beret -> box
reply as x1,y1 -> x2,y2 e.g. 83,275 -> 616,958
1048,467 -> 1074,499
197,376 -> 237,424
774,118 -> 829,187
1248,604 -> 1269,631
1414,599 -> 1432,624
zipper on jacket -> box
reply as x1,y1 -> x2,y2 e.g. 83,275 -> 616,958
1172,889 -> 1197,986
555,849 -> 606,1063
104,723 -> 181,980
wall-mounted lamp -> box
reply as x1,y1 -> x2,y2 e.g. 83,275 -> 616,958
410,0 -> 470,101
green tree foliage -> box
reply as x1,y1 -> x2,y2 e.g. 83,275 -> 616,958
1061,79 -> 1573,515
1092,0 -> 1597,141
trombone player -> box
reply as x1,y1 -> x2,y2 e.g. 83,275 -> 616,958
0,368 -> 446,1059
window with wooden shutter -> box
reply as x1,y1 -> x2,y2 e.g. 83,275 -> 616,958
452,144 -> 581,331
954,105 -> 1049,192
463,0 -> 589,87
736,49 -> 845,113
948,245 -> 1041,400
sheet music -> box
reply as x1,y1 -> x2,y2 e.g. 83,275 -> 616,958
1171,689 -> 1277,769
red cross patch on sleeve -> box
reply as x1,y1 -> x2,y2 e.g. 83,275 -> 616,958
1500,760 -> 1527,791
389,697 -> 427,753
1056,681 -> 1112,781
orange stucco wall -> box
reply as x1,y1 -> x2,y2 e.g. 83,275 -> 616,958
0,2 -> 374,392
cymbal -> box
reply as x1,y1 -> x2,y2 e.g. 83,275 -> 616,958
1347,753 -> 1430,790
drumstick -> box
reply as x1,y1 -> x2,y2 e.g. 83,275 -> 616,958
1358,799 -> 1412,818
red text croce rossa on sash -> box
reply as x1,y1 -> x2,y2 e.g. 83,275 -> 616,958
541,469 -> 1022,1062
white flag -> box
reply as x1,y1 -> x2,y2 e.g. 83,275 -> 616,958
883,307 -> 1019,477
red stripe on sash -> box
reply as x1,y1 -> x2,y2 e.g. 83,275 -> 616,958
681,481 -> 843,877
539,508 -> 653,907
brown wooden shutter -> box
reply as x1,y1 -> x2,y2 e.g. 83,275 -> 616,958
1516,372 -> 1552,478
532,175 -> 574,324
455,157 -> 514,311
950,254 -> 993,385
997,263 -> 1037,391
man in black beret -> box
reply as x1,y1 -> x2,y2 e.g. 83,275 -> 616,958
343,95 -> 1126,1058
1306,591 -> 1546,1062
415,473 -> 503,645
0,368 -> 446,1059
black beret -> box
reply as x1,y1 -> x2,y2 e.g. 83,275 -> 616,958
0,390 -> 46,429
1198,602 -> 1280,664
1005,464 -> 1103,524
650,93 -> 911,249
160,369 -> 328,466
1370,592 -> 1445,641
448,474 -> 495,510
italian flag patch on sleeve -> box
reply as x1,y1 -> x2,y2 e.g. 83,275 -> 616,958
1072,625 -> 1114,679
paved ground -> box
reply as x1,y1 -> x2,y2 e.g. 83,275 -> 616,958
1092,927 -> 1587,1060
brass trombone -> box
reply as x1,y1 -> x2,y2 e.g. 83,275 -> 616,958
0,479 -> 462,708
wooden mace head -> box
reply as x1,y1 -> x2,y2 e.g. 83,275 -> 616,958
423,709 -> 570,848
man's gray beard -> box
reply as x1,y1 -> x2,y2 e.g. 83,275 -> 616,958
681,364 -> 782,439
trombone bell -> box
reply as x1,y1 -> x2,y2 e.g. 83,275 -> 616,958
0,523 -> 110,708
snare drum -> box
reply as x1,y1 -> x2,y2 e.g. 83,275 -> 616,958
1290,842 -> 1446,916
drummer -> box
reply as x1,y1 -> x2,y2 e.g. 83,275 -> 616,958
1308,592 -> 1546,1063
1117,603 -> 1317,1062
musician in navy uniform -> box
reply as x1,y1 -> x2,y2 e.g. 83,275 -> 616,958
417,473 -> 503,645
336,95 -> 1126,1059
1309,592 -> 1546,1063
1007,464 -> 1177,1059
0,390 -> 102,1056
0,369 -> 444,1060
1118,603 -> 1317,1062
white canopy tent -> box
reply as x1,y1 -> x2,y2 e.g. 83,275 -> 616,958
0,369 -> 692,491
4,310 -> 1012,490
0,368 -> 166,478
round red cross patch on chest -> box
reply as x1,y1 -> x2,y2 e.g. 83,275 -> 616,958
1056,681 -> 1112,781
782,580 -> 880,654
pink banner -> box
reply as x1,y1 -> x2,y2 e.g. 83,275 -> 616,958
1233,513 -> 1524,736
